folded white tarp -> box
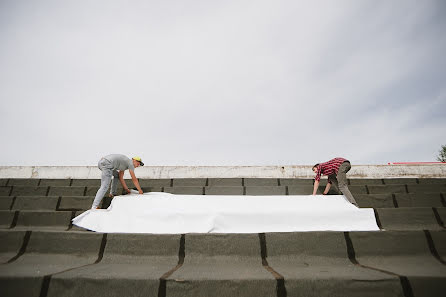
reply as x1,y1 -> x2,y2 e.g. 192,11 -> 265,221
72,192 -> 379,234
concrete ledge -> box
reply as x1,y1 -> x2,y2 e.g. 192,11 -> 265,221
0,164 -> 445,179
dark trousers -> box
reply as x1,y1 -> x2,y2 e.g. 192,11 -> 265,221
328,161 -> 358,206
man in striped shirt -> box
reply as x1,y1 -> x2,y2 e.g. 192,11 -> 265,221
312,157 -> 358,207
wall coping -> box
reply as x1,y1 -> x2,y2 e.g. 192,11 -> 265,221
0,164 -> 445,179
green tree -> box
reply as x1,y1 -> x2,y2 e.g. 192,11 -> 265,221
437,145 -> 446,162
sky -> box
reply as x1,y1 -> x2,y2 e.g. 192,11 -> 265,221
0,0 -> 445,166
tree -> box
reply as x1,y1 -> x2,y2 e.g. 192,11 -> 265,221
437,145 -> 446,162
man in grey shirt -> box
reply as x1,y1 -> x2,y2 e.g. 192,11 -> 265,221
92,154 -> 144,209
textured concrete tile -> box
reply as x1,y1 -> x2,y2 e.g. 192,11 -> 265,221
71,179 -> 101,187
407,184 -> 446,193
430,231 -> 446,260
167,234 -> 276,297
11,186 -> 48,196
350,231 -> 446,297
39,179 -> 71,186
85,187 -> 106,197
266,232 -> 401,297
354,194 -> 394,208
367,185 -> 407,194
173,179 -> 207,186
48,186 -> 85,196
208,178 -> 243,186
0,187 -> 11,197
48,234 -> 181,297
376,208 -> 442,230
0,211 -> 15,228
279,179 -> 313,186
138,179 -> 172,187
0,179 -> 8,186
7,179 -> 40,186
140,186 -> 163,193
0,230 -> 27,263
205,186 -> 244,195
59,196 -> 94,210
245,186 -> 286,195
12,196 -> 59,211
394,193 -> 443,207
349,179 -> 383,185
288,185 -> 320,195
0,231 -> 103,297
244,178 -> 279,186
382,178 -> 418,184
437,208 -> 446,225
164,187 -> 204,195
0,197 -> 13,210
418,179 -> 446,185
15,211 -> 73,231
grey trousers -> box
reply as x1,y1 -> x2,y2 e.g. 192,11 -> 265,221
91,158 -> 120,209
328,161 -> 358,206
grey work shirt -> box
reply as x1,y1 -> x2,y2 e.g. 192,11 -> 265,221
103,154 -> 135,171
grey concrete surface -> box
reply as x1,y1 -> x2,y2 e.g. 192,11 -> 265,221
205,186 -> 244,195
7,179 -> 40,186
48,186 -> 86,196
0,186 -> 12,196
407,184 -> 446,193
354,194 -> 395,208
350,231 -> 446,297
39,179 -> 71,186
377,208 -> 442,231
47,233 -> 181,297
265,232 -> 402,297
166,234 -> 276,297
59,196 -> 94,210
0,179 -> 8,186
245,186 -> 286,196
436,208 -> 446,226
0,231 -> 103,297
244,178 -> 279,186
164,187 -> 204,195
11,186 -> 48,196
71,179 -> 101,186
349,179 -> 383,185
394,193 -> 443,207
0,196 -> 13,210
14,211 -> 73,231
368,185 -> 407,194
0,230 -> 26,263
382,178 -> 418,184
430,231 -> 446,260
418,179 -> 446,185
12,196 -> 59,211
173,178 -> 207,186
0,210 -> 14,228
138,179 -> 172,187
279,178 -> 313,186
208,178 -> 243,186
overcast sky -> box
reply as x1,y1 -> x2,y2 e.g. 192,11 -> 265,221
0,0 -> 445,166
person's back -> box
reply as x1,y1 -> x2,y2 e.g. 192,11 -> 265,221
103,154 -> 134,171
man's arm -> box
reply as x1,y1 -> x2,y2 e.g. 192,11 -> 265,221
129,170 -> 143,194
312,180 -> 319,195
323,182 -> 331,195
119,171 -> 130,194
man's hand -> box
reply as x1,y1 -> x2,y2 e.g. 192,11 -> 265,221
138,190 -> 143,194
125,188 -> 131,194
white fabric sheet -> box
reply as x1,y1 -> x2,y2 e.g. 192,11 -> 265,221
72,192 -> 379,234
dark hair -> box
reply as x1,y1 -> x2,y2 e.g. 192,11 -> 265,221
312,163 -> 320,170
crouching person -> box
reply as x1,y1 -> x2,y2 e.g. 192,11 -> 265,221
92,154 -> 144,209
312,157 -> 358,207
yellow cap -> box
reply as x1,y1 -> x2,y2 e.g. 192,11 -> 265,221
132,156 -> 144,166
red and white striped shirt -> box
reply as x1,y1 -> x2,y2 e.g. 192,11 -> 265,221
314,157 -> 348,183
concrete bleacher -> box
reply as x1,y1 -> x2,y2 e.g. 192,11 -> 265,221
0,176 -> 445,297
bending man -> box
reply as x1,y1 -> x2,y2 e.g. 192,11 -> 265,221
312,157 -> 358,207
92,154 -> 144,209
